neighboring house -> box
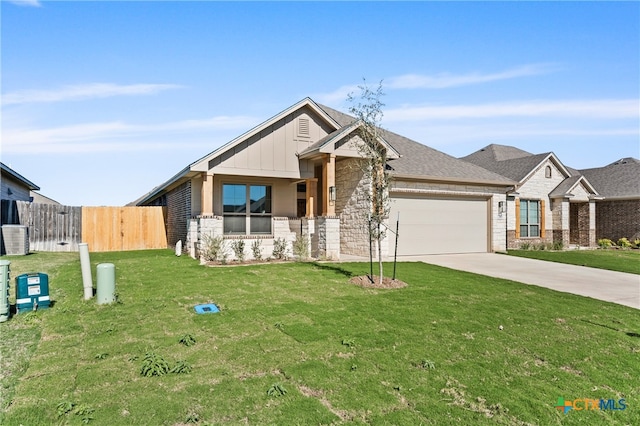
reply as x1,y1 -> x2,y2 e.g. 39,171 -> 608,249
136,98 -> 515,260
1,162 -> 40,225
30,191 -> 60,205
580,158 -> 640,241
461,144 -> 602,249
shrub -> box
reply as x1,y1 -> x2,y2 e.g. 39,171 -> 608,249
251,239 -> 263,261
140,352 -> 170,377
634,239 -> 640,249
200,234 -> 228,262
535,243 -> 547,251
597,238 -> 615,249
272,238 -> 288,260
617,237 -> 632,249
551,241 -> 564,251
292,234 -> 310,260
231,239 -> 246,262
519,242 -> 531,250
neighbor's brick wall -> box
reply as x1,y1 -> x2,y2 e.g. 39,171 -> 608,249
166,181 -> 191,248
595,199 -> 640,241
508,159 -> 565,249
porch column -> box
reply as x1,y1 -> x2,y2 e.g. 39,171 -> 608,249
201,173 -> 214,215
552,198 -> 570,247
588,200 -> 596,247
322,154 -> 336,216
306,178 -> 317,218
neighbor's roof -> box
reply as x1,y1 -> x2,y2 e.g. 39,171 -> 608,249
0,162 -> 40,191
461,144 -> 573,182
317,104 -> 515,185
579,158 -> 640,199
548,175 -> 600,199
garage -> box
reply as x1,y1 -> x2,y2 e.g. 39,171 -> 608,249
388,195 -> 489,255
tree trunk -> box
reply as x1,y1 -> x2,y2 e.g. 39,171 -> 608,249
377,222 -> 383,285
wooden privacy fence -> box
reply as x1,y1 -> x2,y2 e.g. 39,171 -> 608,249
15,201 -> 81,251
82,206 -> 167,252
4,202 -> 168,252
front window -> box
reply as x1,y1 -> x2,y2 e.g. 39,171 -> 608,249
223,184 -> 272,235
520,200 -> 540,237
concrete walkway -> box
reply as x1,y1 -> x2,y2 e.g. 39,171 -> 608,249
395,253 -> 640,309
341,253 -> 640,309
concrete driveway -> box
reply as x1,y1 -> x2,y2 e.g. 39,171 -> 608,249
398,253 -> 640,309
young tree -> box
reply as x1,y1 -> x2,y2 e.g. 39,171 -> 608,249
348,81 -> 390,285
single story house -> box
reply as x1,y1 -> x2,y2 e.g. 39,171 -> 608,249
579,158 -> 640,242
136,98 -> 516,260
461,144 -> 640,249
1,162 -> 40,225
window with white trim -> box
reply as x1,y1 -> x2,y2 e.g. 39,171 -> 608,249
223,184 -> 272,235
520,200 -> 540,237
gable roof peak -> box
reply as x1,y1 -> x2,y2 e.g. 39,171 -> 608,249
482,144 -> 534,162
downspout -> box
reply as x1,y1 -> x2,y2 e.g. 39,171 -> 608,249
506,185 -> 521,251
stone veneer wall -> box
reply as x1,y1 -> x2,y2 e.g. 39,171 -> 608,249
188,216 -> 301,262
315,216 -> 340,260
335,158 -> 372,257
595,199 -> 640,241
166,181 -> 191,249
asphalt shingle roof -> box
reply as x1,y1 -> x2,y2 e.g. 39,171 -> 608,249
461,145 -> 554,182
317,105 -> 514,184
579,158 -> 640,198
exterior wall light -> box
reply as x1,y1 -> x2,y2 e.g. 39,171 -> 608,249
329,186 -> 336,204
498,201 -> 505,215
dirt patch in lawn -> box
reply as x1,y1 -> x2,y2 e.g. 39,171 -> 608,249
348,275 -> 408,289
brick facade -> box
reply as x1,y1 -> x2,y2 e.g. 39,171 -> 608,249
595,199 -> 640,241
166,181 -> 191,249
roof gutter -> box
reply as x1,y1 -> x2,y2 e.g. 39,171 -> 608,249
390,172 -> 517,187
136,166 -> 192,205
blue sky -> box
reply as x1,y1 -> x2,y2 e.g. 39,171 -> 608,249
2,1 -> 638,206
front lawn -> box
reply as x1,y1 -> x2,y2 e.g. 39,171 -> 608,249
507,249 -> 640,275
1,250 -> 638,425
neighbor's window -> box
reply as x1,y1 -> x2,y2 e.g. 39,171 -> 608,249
520,200 -> 540,237
223,184 -> 272,235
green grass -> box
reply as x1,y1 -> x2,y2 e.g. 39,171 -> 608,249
1,250 -> 639,425
507,249 -> 640,275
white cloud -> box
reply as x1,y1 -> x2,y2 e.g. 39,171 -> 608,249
7,0 -> 41,7
387,64 -> 559,90
315,64 -> 561,106
2,115 -> 257,153
2,83 -> 184,106
312,84 -> 360,106
384,99 -> 640,121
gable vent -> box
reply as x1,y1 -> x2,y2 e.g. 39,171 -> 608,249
298,118 -> 310,137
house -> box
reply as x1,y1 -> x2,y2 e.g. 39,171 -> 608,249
1,162 -> 40,225
461,144 -> 603,249
579,158 -> 640,241
136,98 -> 516,260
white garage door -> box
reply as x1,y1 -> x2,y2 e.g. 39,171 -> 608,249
388,196 -> 489,255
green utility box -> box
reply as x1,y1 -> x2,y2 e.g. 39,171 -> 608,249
16,273 -> 50,313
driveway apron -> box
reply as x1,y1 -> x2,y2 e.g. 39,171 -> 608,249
400,253 -> 640,309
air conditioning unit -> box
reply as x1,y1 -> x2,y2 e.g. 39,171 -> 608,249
1,225 -> 29,255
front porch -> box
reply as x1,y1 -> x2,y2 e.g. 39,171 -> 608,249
185,152 -> 344,261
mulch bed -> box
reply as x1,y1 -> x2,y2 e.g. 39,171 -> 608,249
348,275 -> 408,289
